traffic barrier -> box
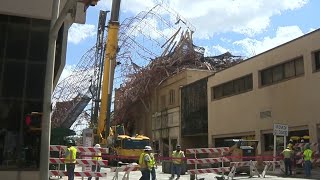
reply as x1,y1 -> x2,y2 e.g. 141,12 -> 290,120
49,170 -> 107,177
50,145 -> 108,153
228,161 -> 259,179
261,161 -> 282,178
110,164 -> 140,180
49,145 -> 108,178
186,147 -> 231,179
49,158 -> 108,166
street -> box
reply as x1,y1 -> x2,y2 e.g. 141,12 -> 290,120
54,165 -> 320,180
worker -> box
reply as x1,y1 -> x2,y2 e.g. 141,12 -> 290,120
281,146 -> 293,176
303,144 -> 312,177
88,144 -> 102,180
139,146 -> 152,180
170,145 -> 185,180
149,149 -> 157,180
65,139 -> 77,180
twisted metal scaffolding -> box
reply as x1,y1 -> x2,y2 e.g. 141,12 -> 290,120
51,2 -> 243,134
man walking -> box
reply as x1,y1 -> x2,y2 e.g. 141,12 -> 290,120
139,146 -> 152,180
150,150 -> 157,180
88,144 -> 102,180
303,144 -> 312,178
65,140 -> 77,180
281,146 -> 293,176
170,145 -> 185,180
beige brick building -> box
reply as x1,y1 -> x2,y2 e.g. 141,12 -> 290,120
207,29 -> 320,154
151,69 -> 213,157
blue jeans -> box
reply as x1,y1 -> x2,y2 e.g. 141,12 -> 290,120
66,163 -> 75,180
171,163 -> 181,178
284,158 -> 292,175
304,160 -> 311,177
88,165 -> 101,180
151,167 -> 156,180
140,169 -> 150,180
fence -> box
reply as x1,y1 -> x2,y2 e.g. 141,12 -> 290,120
49,145 -> 108,178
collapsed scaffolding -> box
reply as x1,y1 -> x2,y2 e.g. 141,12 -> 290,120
51,2 -> 244,133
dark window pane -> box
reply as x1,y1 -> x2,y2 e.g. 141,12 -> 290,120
213,86 -> 223,99
261,69 -> 272,86
0,24 -> 7,57
6,24 -> 29,60
316,51 -> 320,70
272,65 -> 284,82
26,64 -> 46,99
244,75 -> 253,90
284,61 -> 295,78
3,61 -> 25,97
295,58 -> 304,75
222,81 -> 234,96
234,78 -> 245,93
29,30 -> 49,62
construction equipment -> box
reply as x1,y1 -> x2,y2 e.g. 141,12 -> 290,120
106,125 -> 150,163
224,139 -> 259,174
92,0 -> 151,163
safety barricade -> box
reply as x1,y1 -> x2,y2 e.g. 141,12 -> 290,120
227,161 -> 259,179
293,142 -> 319,174
110,164 -> 140,180
261,161 -> 281,178
49,145 -> 108,178
186,147 -> 230,179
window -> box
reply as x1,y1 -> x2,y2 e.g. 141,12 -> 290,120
160,95 -> 166,109
261,57 -> 304,86
314,50 -> 320,71
212,74 -> 253,100
169,89 -> 175,105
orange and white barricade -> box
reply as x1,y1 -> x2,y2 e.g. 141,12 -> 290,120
261,161 -> 281,178
49,145 -> 108,178
186,147 -> 230,179
227,160 -> 259,179
294,142 -> 319,174
110,164 -> 140,180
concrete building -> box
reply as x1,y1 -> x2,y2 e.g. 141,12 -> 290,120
0,0 -> 89,179
151,69 -> 213,157
207,29 -> 320,155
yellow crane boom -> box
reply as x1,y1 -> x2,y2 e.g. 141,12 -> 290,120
97,0 -> 121,144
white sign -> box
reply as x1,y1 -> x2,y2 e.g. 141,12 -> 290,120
273,123 -> 288,136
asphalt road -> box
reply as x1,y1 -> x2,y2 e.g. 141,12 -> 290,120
53,165 -> 320,180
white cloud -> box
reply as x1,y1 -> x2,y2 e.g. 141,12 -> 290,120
107,0 -> 309,39
233,26 -> 304,56
59,64 -> 75,82
68,24 -> 96,44
204,45 -> 230,56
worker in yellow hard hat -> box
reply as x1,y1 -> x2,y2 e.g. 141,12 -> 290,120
281,146 -> 293,176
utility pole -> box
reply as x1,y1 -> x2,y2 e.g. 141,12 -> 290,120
40,0 -> 77,179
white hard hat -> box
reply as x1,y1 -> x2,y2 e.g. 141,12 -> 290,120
94,144 -> 101,148
144,146 -> 152,151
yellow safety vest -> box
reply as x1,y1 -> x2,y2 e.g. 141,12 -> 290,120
65,146 -> 77,163
303,149 -> 312,161
172,150 -> 184,164
149,153 -> 156,168
139,152 -> 151,169
282,149 -> 292,159
93,152 -> 102,160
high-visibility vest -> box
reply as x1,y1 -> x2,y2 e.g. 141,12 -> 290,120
172,150 -> 184,164
139,152 -> 151,169
303,149 -> 312,161
282,149 -> 292,159
93,152 -> 102,161
65,146 -> 77,163
149,153 -> 156,168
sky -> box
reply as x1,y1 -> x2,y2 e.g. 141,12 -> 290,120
62,0 -> 320,133
63,0 -> 319,76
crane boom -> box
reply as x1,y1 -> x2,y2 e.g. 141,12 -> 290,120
97,0 -> 121,143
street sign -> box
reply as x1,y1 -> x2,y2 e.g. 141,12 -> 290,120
273,123 -> 288,136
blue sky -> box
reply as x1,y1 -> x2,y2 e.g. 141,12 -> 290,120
62,0 -> 320,81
